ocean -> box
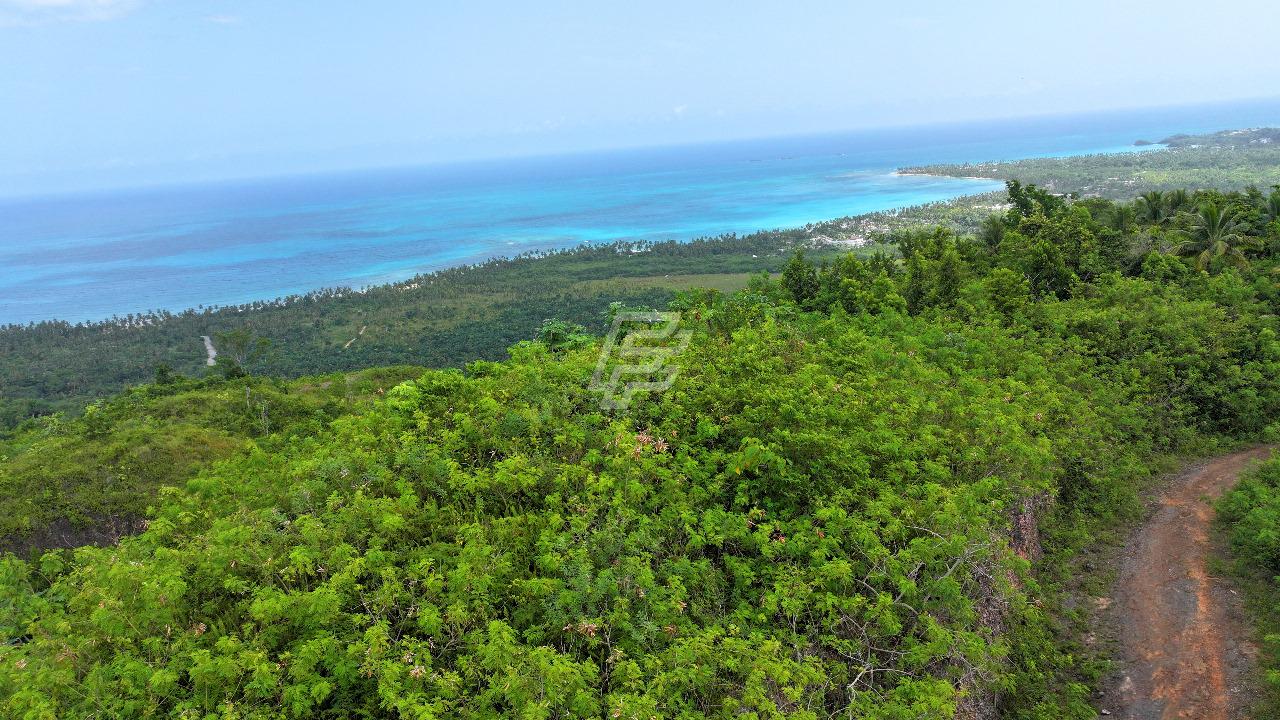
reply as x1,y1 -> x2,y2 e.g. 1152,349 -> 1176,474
3,98 -> 1280,326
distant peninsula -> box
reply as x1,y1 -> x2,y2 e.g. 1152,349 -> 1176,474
1157,127 -> 1280,148
899,126 -> 1280,198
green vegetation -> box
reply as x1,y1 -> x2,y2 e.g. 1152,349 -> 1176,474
1158,127 -> 1280,148
0,195 -> 1005,432
11,128 -> 1280,432
902,128 -> 1280,199
1217,457 -> 1280,715
5,182 -> 1280,717
0,366 -> 424,555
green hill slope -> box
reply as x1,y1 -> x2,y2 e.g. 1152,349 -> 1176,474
0,366 -> 424,555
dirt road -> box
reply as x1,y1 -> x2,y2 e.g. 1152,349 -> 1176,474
201,335 -> 217,366
1100,446 -> 1271,719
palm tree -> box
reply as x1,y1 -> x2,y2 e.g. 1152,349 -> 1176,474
978,214 -> 1005,251
1165,189 -> 1192,214
1109,203 -> 1137,233
1135,191 -> 1167,225
1172,202 -> 1255,271
1265,190 -> 1280,224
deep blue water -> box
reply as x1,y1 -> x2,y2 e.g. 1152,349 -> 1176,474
3,98 -> 1280,326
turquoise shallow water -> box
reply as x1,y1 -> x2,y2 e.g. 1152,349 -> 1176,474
3,99 -> 1280,325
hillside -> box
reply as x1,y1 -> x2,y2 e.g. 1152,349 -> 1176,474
0,366 -> 424,555
5,183 -> 1280,717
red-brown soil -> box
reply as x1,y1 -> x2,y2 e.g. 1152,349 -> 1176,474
1099,446 -> 1270,719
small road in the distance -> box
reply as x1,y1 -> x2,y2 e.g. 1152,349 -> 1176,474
201,335 -> 217,366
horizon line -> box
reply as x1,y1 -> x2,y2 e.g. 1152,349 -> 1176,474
2,93 -> 1278,205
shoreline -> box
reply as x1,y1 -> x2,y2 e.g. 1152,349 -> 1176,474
0,188 -> 1009,330
893,169 -> 996,181
10,125 -> 1276,329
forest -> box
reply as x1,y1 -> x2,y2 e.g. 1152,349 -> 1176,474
5,179 -> 1280,717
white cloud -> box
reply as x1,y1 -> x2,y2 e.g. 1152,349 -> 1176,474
0,0 -> 144,26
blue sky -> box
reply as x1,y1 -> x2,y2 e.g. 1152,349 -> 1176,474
2,0 -> 1278,197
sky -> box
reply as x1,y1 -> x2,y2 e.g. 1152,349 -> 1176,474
2,0 -> 1279,197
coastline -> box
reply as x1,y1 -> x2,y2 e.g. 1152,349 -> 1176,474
13,102 -> 1276,327
1,188 -> 1009,331
7,121 -> 1279,329
893,169 -> 996,181
5,120 -> 1280,427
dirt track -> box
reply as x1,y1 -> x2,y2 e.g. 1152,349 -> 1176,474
1099,446 -> 1270,719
